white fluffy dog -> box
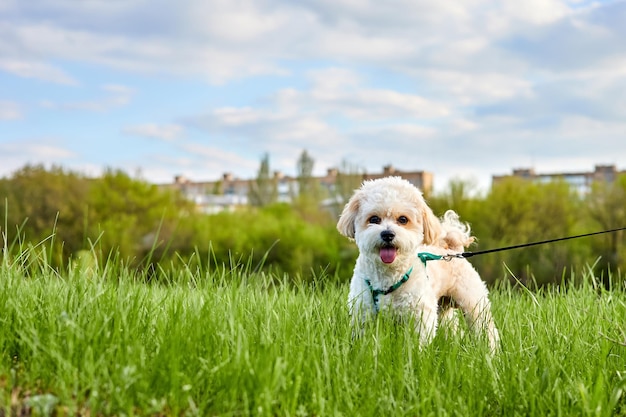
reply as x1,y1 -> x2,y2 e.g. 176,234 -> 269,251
337,177 -> 499,351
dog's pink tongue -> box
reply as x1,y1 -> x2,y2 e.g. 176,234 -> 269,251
380,247 -> 397,264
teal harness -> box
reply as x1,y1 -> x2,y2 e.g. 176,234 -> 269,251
365,252 -> 444,313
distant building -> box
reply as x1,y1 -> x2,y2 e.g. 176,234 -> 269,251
364,164 -> 433,191
492,164 -> 624,194
160,165 -> 433,213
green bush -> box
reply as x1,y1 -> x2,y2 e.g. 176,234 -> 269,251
174,203 -> 356,281
430,176 -> 622,286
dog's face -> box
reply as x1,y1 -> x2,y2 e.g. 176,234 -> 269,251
337,177 -> 443,265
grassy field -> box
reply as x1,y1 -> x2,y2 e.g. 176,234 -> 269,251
1,247 -> 626,416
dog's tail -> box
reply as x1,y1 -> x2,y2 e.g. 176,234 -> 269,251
439,210 -> 475,251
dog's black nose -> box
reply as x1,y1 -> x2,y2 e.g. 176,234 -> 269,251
380,230 -> 395,243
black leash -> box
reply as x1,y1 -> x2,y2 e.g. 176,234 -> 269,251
443,226 -> 626,260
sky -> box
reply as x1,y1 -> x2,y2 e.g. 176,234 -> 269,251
2,0 -> 626,192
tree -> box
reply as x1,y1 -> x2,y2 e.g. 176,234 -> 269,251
296,150 -> 319,200
86,168 -> 193,264
429,178 -> 481,225
475,177 -> 581,285
329,160 -> 364,217
586,174 -> 626,275
248,153 -> 278,207
0,164 -> 90,262
293,150 -> 329,223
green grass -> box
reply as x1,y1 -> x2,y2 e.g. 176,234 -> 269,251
1,247 -> 626,416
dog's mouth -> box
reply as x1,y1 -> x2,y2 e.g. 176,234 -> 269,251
380,245 -> 397,264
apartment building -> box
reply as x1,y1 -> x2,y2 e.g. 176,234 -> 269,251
162,165 -> 433,213
492,164 -> 624,194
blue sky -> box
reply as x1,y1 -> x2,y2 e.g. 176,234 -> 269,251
2,0 -> 626,192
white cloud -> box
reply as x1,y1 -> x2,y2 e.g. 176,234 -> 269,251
187,106 -> 346,159
122,124 -> 185,141
0,139 -> 78,178
180,142 -> 258,174
211,107 -> 270,126
420,70 -> 535,105
501,0 -> 569,25
1,0 -> 621,90
39,84 -> 135,112
0,59 -> 77,85
187,1 -> 291,44
0,101 -> 22,120
0,140 -> 75,159
276,68 -> 451,120
0,0 -> 616,74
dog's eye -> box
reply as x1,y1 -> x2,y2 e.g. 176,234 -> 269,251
397,216 -> 409,225
368,215 -> 381,224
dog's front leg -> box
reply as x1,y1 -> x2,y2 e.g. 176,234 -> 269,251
348,290 -> 374,339
349,309 -> 367,340
412,297 -> 439,346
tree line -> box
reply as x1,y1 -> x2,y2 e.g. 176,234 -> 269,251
428,176 -> 626,287
1,162 -> 625,286
0,162 -> 354,280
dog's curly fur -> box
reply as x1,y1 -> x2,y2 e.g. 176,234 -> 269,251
337,176 -> 499,351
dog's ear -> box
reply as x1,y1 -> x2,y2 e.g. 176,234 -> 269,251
422,206 -> 444,245
337,192 -> 361,239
